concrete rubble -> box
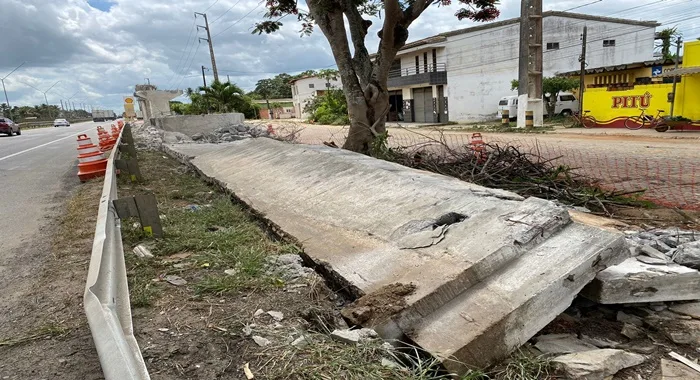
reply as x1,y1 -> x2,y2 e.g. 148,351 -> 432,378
552,349 -> 645,380
582,228 -> 700,304
163,138 -> 630,374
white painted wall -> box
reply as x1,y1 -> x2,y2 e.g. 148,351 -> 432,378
291,76 -> 343,119
395,15 -> 656,122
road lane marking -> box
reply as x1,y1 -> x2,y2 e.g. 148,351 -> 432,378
0,127 -> 96,162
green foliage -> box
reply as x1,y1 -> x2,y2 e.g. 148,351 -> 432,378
172,82 -> 260,119
656,27 -> 681,60
511,76 -> 579,116
304,88 -> 349,125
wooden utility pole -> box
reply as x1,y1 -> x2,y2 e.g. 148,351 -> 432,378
578,26 -> 587,117
201,66 -> 208,87
195,12 -> 219,83
670,36 -> 682,116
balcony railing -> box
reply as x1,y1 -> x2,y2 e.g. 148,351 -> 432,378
388,63 -> 447,78
388,63 -> 448,88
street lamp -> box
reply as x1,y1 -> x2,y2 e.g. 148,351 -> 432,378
43,81 -> 60,119
1,62 -> 26,120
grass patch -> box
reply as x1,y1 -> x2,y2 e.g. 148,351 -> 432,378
449,124 -> 554,134
0,322 -> 70,347
118,151 -> 291,305
491,349 -> 553,380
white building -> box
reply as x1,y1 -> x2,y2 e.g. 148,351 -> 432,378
387,11 -> 659,123
290,75 -> 343,119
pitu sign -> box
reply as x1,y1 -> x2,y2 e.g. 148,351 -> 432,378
612,92 -> 652,109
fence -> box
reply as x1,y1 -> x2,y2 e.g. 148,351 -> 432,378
19,118 -> 94,129
84,125 -> 150,379
294,127 -> 700,211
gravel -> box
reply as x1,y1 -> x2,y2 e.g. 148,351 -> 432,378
625,228 -> 700,269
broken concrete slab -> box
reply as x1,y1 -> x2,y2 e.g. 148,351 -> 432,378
552,349 -> 645,380
330,329 -> 360,345
658,358 -> 700,380
673,241 -> 700,269
534,334 -> 598,355
581,258 -> 700,304
669,302 -> 700,319
164,139 -> 627,374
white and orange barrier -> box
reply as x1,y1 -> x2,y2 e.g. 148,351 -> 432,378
76,134 -> 107,182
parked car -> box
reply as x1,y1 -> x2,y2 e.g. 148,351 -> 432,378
497,92 -> 579,119
0,118 -> 21,136
53,118 -> 71,127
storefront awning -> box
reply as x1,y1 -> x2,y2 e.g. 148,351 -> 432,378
658,66 -> 700,77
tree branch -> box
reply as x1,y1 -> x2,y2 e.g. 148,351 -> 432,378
341,0 -> 373,87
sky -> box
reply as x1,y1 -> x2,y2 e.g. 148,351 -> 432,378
0,0 -> 698,113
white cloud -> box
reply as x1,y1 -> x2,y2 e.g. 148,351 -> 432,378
0,0 -> 697,112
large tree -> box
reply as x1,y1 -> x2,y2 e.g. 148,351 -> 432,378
254,0 -> 500,153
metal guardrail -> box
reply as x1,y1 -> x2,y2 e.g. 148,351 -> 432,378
84,125 -> 151,380
19,119 -> 94,129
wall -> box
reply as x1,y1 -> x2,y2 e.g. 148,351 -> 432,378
583,84 -> 672,126
155,113 -> 245,136
674,41 -> 700,120
291,76 -> 342,119
442,16 -> 655,122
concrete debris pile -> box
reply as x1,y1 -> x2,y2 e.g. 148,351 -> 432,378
131,123 -> 164,151
583,228 -> 700,304
190,124 -> 271,143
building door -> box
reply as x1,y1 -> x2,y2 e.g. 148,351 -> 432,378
437,85 -> 447,123
388,90 -> 403,121
413,87 -> 433,123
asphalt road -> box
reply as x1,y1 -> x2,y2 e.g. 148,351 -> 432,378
0,121 -> 101,264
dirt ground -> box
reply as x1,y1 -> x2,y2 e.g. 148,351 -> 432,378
0,174 -> 104,379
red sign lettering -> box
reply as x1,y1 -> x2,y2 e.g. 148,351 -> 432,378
611,92 -> 652,109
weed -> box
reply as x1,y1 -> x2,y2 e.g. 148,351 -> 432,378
0,322 -> 70,347
491,349 -> 553,380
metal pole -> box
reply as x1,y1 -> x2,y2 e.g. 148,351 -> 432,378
670,36 -> 682,116
44,93 -> 50,119
196,12 -> 219,82
578,26 -> 587,117
227,74 -> 230,83
60,99 -> 65,111
1,79 -> 11,120
201,66 -> 207,87
145,78 -> 151,85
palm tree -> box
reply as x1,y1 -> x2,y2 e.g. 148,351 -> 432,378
198,80 -> 246,113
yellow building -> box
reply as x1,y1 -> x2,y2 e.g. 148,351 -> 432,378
560,41 -> 700,129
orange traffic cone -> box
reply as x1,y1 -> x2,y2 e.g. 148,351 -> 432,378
97,126 -> 116,151
470,133 -> 487,164
76,134 -> 107,182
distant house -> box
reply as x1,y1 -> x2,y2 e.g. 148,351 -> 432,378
384,11 -> 658,122
290,75 -> 343,119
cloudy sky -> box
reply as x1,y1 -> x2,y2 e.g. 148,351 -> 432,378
0,0 -> 698,113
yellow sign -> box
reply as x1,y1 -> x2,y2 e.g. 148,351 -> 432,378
124,96 -> 134,104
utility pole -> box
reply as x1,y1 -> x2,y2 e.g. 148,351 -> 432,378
42,80 -> 60,119
227,74 -> 230,83
1,62 -> 25,121
517,0 -> 543,127
60,99 -> 65,111
670,36 -> 682,116
201,66 -> 208,87
145,78 -> 151,85
578,26 -> 587,117
195,12 -> 219,82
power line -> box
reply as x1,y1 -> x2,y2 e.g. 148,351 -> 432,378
210,0 -> 244,24
166,19 -> 198,89
173,42 -> 203,90
212,1 -> 265,38
203,0 -> 219,12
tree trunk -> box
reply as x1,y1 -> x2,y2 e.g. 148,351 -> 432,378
342,87 -> 389,153
547,94 -> 557,118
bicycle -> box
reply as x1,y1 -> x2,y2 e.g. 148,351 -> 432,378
624,109 -> 667,130
570,110 -> 597,128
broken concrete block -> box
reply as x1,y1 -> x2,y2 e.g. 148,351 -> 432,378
534,334 -> 598,355
164,139 -> 628,375
669,302 -> 700,319
672,241 -> 700,269
658,358 -> 700,380
581,258 -> 700,304
640,245 -> 670,261
552,349 -> 645,380
267,311 -> 284,321
621,323 -> 644,340
330,329 -> 361,345
617,311 -> 644,326
133,244 -> 154,258
580,335 -> 620,349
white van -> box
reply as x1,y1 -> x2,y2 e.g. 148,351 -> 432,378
497,92 -> 579,119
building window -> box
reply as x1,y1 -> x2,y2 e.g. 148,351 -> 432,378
546,42 -> 560,50
309,83 -> 315,88
415,56 -> 419,74
423,52 -> 428,73
325,82 -> 331,88
603,40 -> 616,47
432,49 -> 437,71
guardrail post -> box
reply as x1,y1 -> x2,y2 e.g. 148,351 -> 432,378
115,159 -> 143,182
113,194 -> 163,237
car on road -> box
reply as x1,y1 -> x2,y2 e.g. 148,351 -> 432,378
53,118 -> 71,127
0,118 -> 21,136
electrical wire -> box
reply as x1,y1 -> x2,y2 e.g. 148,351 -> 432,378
210,0 -> 244,24
212,0 -> 265,38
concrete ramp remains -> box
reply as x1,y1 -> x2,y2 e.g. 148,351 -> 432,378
165,139 -> 628,374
